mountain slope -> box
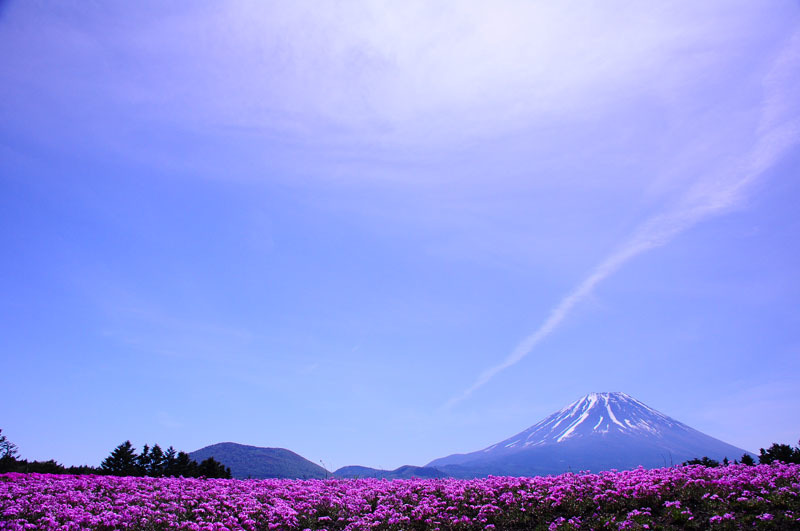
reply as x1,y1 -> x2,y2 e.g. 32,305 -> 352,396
428,392 -> 753,477
189,442 -> 328,479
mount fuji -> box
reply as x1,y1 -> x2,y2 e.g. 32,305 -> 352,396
428,392 -> 753,477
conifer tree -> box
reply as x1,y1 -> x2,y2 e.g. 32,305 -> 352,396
173,451 -> 197,477
197,457 -> 232,479
101,441 -> 139,476
163,446 -> 177,476
137,444 -> 151,476
0,429 -> 18,460
0,429 -> 19,473
149,444 -> 165,477
683,456 -> 719,467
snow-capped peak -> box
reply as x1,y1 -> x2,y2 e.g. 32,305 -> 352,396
427,391 -> 754,474
483,392 -> 688,452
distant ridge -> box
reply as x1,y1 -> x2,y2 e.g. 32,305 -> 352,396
189,442 -> 328,479
427,392 -> 754,477
334,464 -> 445,479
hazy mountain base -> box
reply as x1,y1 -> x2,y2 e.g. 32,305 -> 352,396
333,465 -> 446,479
429,435 -> 754,478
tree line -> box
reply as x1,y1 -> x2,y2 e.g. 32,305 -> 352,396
0,429 -> 230,478
683,439 -> 800,467
100,440 -> 230,478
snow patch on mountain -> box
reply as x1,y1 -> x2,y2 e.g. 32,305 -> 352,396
480,392 -> 693,451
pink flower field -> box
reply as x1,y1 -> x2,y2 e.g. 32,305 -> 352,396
2,464 -> 799,530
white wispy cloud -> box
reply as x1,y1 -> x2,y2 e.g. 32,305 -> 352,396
3,1 -> 771,157
445,29 -> 800,410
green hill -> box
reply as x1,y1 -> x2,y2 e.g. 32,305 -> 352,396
189,442 -> 328,479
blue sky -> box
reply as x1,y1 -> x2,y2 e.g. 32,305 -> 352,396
1,1 -> 799,470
